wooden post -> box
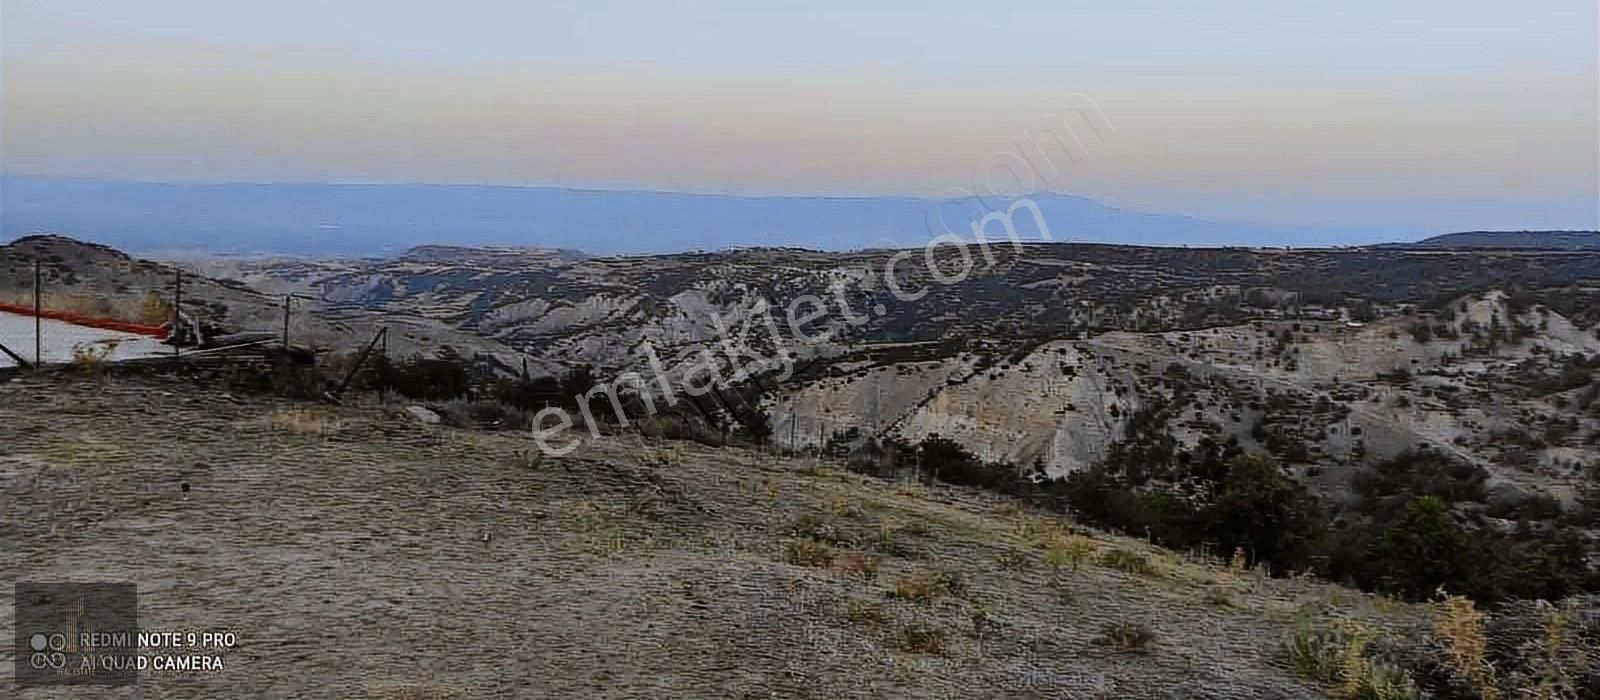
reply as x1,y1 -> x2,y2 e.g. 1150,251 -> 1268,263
0,340 -> 31,369
173,268 -> 183,358
336,326 -> 387,396
379,326 -> 389,403
282,295 -> 292,348
33,258 -> 42,368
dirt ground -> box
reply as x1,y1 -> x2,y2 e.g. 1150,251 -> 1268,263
1,372 -> 1425,698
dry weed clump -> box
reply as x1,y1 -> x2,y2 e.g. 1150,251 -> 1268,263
783,538 -> 836,568
1095,620 -> 1157,654
70,342 -> 115,373
1433,593 -> 1499,699
895,622 -> 946,654
832,551 -> 880,579
843,598 -> 886,625
1203,587 -> 1235,608
889,569 -> 966,603
826,494 -> 866,519
788,512 -> 857,547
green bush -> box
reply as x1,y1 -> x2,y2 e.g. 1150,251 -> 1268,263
376,348 -> 472,400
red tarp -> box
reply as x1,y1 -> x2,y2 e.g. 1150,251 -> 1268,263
0,301 -> 170,338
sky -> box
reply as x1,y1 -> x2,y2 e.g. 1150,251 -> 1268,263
2,0 -> 1597,233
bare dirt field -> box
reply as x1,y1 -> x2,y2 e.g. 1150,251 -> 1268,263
1,372 -> 1427,698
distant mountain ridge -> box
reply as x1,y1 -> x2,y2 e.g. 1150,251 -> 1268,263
1,175 -> 1364,255
1392,230 -> 1600,250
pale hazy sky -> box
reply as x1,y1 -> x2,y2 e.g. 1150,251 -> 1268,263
2,0 -> 1597,231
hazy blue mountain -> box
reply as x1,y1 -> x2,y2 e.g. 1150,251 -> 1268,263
1,175 -> 1360,255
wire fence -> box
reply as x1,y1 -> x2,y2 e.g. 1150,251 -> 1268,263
0,258 -> 301,371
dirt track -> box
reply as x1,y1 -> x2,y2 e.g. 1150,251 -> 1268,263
1,373 -> 1423,698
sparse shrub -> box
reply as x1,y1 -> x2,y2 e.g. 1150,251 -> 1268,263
436,399 -> 528,430
1289,616 -> 1419,700
1098,548 -> 1158,577
916,433 -> 1019,490
1380,368 -> 1414,385
1044,535 -> 1095,574
1095,620 -> 1156,654
376,348 -> 473,401
783,538 -> 836,568
995,549 -> 1028,572
895,622 -> 946,654
1289,617 -> 1346,684
1353,451 -> 1489,507
493,375 -> 564,411
844,598 -> 885,625
1354,662 -> 1421,700
1369,496 -> 1473,601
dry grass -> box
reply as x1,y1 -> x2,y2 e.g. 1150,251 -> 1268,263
1044,533 -> 1096,574
263,406 -> 345,436
5,374 -> 1467,697
367,684 -> 458,700
1098,548 -> 1159,577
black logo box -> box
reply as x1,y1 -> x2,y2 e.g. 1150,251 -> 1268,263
14,582 -> 138,687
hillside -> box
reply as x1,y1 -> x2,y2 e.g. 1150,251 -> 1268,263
5,238 -> 1600,696
53,238 -> 1581,508
1395,231 -> 1600,251
13,237 -> 1600,497
0,235 -> 526,369
8,372 -> 1594,697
